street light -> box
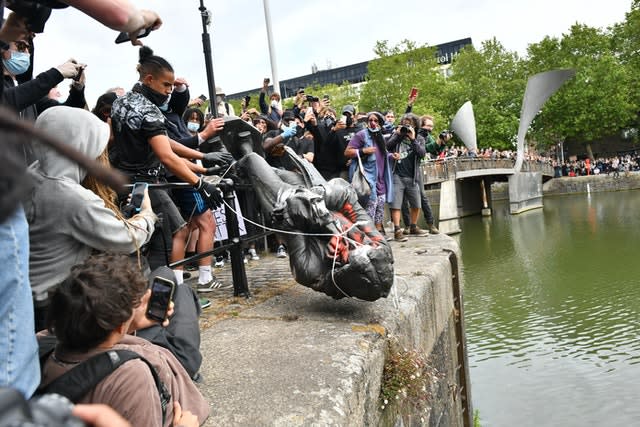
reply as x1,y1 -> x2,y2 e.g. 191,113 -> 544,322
198,0 -> 218,118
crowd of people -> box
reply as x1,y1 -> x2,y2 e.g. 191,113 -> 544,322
10,1 -> 630,425
0,1 -> 450,424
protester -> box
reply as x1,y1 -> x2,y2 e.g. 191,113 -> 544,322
40,253 -> 208,427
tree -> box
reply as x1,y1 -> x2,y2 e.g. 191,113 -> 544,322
444,38 -> 526,150
525,23 -> 636,152
358,40 -> 447,118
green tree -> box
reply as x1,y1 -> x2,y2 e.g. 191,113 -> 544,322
612,0 -> 640,131
444,38 -> 526,150
359,40 -> 447,117
525,23 -> 636,153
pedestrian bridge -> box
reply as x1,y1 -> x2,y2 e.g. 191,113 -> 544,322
422,158 -> 554,234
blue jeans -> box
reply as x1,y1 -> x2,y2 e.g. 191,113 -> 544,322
0,207 -> 39,398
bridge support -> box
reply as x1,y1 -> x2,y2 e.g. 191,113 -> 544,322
480,179 -> 491,216
438,180 -> 462,234
508,172 -> 543,214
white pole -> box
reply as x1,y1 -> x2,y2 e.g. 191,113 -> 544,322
262,0 -> 279,95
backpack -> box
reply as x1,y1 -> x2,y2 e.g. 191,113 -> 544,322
35,336 -> 171,423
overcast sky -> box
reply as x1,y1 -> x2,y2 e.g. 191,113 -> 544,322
29,0 -> 632,107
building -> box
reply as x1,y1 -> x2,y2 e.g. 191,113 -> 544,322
227,37 -> 472,100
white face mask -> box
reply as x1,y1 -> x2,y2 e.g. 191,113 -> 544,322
187,122 -> 200,132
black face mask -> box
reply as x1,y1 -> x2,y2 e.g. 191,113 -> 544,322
323,117 -> 336,128
133,82 -> 169,107
296,125 -> 305,137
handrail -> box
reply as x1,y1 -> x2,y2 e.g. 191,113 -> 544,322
423,158 -> 554,183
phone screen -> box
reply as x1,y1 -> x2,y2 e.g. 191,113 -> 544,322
130,182 -> 148,212
146,277 -> 175,322
409,87 -> 419,99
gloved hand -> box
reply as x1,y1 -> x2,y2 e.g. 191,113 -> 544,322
194,177 -> 223,210
281,123 -> 297,139
204,165 -> 223,176
56,59 -> 83,79
202,151 -> 234,167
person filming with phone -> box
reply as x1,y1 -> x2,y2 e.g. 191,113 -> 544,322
39,253 -> 208,427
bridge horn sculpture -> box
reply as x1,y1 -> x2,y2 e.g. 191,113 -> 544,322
450,101 -> 477,154
214,118 -> 394,301
513,69 -> 575,172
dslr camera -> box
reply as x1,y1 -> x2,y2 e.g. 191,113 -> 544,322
306,95 -> 319,103
439,129 -> 453,141
0,388 -> 86,427
399,125 -> 413,135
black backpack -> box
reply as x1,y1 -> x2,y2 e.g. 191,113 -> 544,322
35,336 -> 171,423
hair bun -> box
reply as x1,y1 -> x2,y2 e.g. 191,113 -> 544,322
139,46 -> 154,62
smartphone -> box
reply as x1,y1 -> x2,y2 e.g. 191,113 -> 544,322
204,112 -> 213,121
146,276 -> 175,322
340,114 -> 348,124
73,66 -> 85,82
198,94 -> 208,101
409,87 -> 419,99
130,182 -> 148,213
115,27 -> 154,44
306,106 -> 313,116
244,95 -> 251,106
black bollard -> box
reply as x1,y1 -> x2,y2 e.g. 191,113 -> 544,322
218,179 -> 250,297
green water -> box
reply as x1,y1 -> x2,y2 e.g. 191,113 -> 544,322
456,190 -> 640,427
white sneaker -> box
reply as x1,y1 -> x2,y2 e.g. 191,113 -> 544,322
248,248 -> 260,261
276,245 -> 287,258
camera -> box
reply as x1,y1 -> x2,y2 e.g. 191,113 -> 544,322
439,129 -> 452,141
6,0 -> 59,33
0,388 -> 87,427
306,95 -> 319,103
399,125 -> 413,135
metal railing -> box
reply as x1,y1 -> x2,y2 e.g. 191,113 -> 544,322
423,158 -> 554,183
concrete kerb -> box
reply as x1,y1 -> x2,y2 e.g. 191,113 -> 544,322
196,234 -> 462,426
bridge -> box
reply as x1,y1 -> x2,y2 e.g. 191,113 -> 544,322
422,158 -> 554,234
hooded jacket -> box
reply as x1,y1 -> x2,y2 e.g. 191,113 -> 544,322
25,107 -> 156,297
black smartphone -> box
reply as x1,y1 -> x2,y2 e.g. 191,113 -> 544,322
130,182 -> 148,213
73,66 -> 85,82
244,95 -> 251,106
115,27 -> 154,44
146,276 -> 175,322
198,94 -> 207,101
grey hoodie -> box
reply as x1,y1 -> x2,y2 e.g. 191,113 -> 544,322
26,106 -> 156,297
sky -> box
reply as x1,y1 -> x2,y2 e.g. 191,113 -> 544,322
28,0 -> 632,108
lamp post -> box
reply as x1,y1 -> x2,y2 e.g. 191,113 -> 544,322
198,0 -> 218,117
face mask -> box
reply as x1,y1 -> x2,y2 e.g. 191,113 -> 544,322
3,50 -> 30,75
323,117 -> 336,128
187,122 -> 200,132
158,93 -> 171,111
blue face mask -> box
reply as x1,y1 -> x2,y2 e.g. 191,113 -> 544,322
3,50 -> 30,76
187,122 -> 200,132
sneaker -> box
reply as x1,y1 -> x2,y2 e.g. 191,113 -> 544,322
394,229 -> 409,242
428,224 -> 440,234
402,228 -> 410,236
276,245 -> 287,258
214,256 -> 224,268
409,226 -> 428,236
248,248 -> 260,261
197,278 -> 232,292
199,297 -> 211,310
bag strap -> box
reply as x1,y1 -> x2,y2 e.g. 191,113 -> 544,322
39,349 -> 171,423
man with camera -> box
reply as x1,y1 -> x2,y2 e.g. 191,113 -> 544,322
402,114 -> 453,235
39,253 -> 208,427
386,113 -> 428,241
259,77 -> 282,124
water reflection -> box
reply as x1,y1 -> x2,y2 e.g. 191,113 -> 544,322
460,191 -> 640,426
